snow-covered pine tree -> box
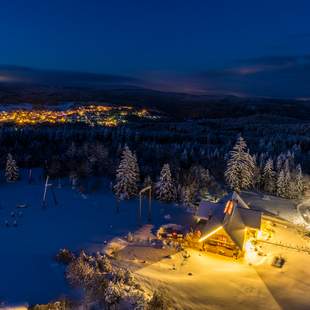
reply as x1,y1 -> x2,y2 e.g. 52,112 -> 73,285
283,159 -> 292,198
132,151 -> 140,184
294,164 -> 304,197
286,150 -> 295,170
242,154 -> 255,190
258,153 -> 266,170
224,136 -> 255,192
156,164 -> 176,202
190,165 -> 211,188
181,186 -> 191,208
200,168 -> 211,186
276,153 -> 285,173
5,153 -> 19,182
114,146 -> 139,200
104,281 -> 123,307
252,154 -> 261,190
276,169 -> 286,197
262,158 -> 275,193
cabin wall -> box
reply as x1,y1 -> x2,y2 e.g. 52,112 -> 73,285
202,230 -> 242,258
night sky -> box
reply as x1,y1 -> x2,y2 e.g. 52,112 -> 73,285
1,0 -> 310,98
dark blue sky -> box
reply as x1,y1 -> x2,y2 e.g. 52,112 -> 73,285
1,0 -> 310,98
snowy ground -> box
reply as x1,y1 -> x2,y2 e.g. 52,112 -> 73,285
297,198 -> 310,227
2,173 -> 310,309
116,246 -> 280,310
0,170 -> 187,306
111,224 -> 310,310
254,222 -> 310,309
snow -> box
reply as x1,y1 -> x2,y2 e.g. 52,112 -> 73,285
156,164 -> 176,202
240,191 -> 305,226
254,223 -> 310,309
111,223 -> 310,309
297,199 -> 310,228
114,146 -> 139,199
225,136 -> 255,192
2,170 -> 309,308
0,169 -> 187,305
127,249 -> 280,310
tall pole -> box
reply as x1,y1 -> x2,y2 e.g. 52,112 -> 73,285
42,175 -> 58,207
148,187 -> 152,222
42,175 -> 49,208
138,186 -> 152,224
139,193 -> 142,224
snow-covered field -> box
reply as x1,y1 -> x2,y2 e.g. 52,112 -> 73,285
0,170 -> 187,306
2,172 -> 310,308
136,250 -> 280,310
114,243 -> 281,310
254,223 -> 310,309
113,223 -> 310,309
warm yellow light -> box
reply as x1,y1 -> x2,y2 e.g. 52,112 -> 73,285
0,105 -> 151,127
257,230 -> 263,239
198,226 -> 223,243
244,239 -> 253,253
244,238 -> 266,265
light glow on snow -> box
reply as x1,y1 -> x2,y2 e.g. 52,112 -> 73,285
244,239 -> 266,266
198,226 -> 223,242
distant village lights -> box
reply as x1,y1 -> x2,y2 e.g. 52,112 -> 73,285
0,105 -> 153,127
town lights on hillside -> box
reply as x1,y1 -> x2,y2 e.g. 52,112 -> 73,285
0,106 -> 153,127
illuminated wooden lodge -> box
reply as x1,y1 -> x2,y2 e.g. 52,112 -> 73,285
194,192 -> 262,257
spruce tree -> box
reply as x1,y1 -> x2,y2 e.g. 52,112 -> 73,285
114,146 -> 139,200
225,136 -> 255,192
252,154 -> 261,190
181,186 -> 191,208
262,158 -> 275,193
295,164 -> 304,197
5,153 -> 19,182
157,164 -> 176,202
283,159 -> 292,198
132,151 -> 140,184
276,154 -> 285,173
276,169 -> 286,197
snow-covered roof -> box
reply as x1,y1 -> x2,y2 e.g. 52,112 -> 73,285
224,207 -> 246,249
239,191 -> 300,224
196,200 -> 224,220
196,193 -> 262,249
224,206 -> 261,248
240,191 -> 294,212
237,207 -> 261,229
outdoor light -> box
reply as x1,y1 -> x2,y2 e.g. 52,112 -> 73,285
198,226 -> 223,243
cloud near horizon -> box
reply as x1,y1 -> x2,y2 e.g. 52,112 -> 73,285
175,55 -> 310,98
1,55 -> 310,99
0,65 -> 139,87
